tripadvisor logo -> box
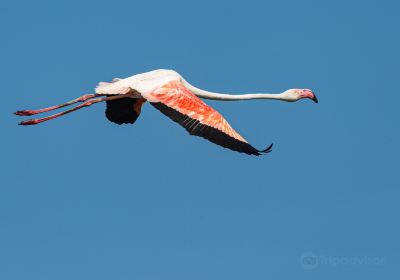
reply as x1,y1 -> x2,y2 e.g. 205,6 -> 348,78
300,252 -> 384,270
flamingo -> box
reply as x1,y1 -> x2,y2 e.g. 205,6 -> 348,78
15,69 -> 318,155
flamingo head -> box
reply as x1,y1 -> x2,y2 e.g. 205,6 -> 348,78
282,89 -> 318,103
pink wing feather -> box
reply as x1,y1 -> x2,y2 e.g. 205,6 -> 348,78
149,80 -> 272,155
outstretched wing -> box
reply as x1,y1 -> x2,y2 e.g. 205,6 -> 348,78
148,80 -> 272,155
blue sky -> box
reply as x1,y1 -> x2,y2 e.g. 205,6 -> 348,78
1,0 -> 399,279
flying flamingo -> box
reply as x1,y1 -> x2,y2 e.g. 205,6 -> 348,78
15,69 -> 318,155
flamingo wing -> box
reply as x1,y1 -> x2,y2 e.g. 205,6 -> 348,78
148,80 -> 272,155
105,97 -> 146,125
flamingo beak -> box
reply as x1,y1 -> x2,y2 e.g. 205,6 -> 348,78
311,94 -> 318,103
301,89 -> 318,103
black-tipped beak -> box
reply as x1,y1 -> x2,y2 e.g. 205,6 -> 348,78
312,94 -> 318,103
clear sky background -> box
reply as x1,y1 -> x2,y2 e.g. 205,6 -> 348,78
1,0 -> 399,279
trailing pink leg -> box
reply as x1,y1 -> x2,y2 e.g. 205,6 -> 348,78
14,94 -> 104,116
18,95 -> 130,125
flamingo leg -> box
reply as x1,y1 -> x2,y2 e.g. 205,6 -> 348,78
18,94 -> 131,126
14,94 -> 106,116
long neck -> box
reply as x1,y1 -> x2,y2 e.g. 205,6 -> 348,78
181,79 -> 285,101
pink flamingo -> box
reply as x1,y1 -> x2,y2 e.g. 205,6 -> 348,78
15,69 -> 317,155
